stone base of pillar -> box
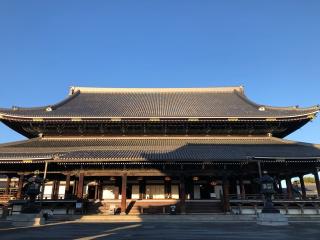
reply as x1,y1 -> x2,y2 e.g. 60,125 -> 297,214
256,213 -> 288,226
7,213 -> 45,227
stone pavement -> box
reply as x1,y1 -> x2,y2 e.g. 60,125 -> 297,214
0,220 -> 320,240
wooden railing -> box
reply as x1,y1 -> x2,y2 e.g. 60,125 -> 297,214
0,188 -> 18,196
229,194 -> 319,201
0,195 -> 15,204
229,199 -> 320,215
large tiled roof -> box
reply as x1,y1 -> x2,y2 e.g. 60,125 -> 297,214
0,86 -> 318,119
0,136 -> 319,162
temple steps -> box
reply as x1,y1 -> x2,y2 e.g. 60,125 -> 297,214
87,200 -> 223,215
185,201 -> 222,213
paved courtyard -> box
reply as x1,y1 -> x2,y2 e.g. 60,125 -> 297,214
0,221 -> 320,240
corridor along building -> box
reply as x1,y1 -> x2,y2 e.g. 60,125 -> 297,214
0,86 -> 320,215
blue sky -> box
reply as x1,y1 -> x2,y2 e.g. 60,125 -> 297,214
0,1 -> 319,143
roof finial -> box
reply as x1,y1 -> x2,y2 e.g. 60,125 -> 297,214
69,86 -> 75,96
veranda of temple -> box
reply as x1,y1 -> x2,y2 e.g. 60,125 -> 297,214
0,86 -> 320,215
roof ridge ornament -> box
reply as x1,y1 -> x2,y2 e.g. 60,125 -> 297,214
69,86 -> 76,95
258,106 -> 266,111
45,106 -> 52,112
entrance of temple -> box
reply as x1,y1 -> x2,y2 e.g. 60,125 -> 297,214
194,183 -> 215,199
87,186 -> 96,199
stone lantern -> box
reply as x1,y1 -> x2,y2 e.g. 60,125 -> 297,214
260,172 -> 279,213
256,171 -> 288,226
26,174 -> 43,202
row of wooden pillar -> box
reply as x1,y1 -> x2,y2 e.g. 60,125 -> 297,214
284,171 -> 320,200
6,169 -> 320,214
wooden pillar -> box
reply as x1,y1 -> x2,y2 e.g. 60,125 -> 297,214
138,178 -> 145,199
77,173 -> 84,199
65,173 -> 71,199
313,170 -> 320,198
236,180 -> 241,199
278,177 -> 283,194
51,180 -> 56,200
190,177 -> 195,200
179,175 -> 186,214
16,174 -> 24,200
40,161 -> 49,201
98,180 -> 103,200
52,180 -> 60,200
114,179 -> 120,200
286,177 -> 293,199
4,176 -> 11,195
94,183 -> 99,200
240,178 -> 246,199
299,175 -> 307,199
121,173 -> 127,214
165,177 -> 172,199
257,161 -> 262,178
73,179 -> 78,196
222,177 -> 230,212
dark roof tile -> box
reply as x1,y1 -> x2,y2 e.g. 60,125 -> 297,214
0,137 -> 319,162
0,87 -> 318,118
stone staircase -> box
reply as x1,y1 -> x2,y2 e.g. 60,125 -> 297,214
86,200 -> 223,215
185,200 -> 222,214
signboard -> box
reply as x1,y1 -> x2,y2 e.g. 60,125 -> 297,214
76,202 -> 83,209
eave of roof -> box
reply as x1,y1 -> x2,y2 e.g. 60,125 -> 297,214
0,136 -> 319,162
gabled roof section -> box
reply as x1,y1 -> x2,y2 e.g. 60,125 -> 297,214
0,86 -> 319,119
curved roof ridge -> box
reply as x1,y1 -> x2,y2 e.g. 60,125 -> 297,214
0,90 -> 80,113
235,91 -> 320,112
70,86 -> 244,94
0,137 -> 40,148
41,135 -> 273,140
274,137 -> 320,147
264,105 -> 320,112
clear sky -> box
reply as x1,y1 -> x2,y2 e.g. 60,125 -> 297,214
0,1 -> 319,143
